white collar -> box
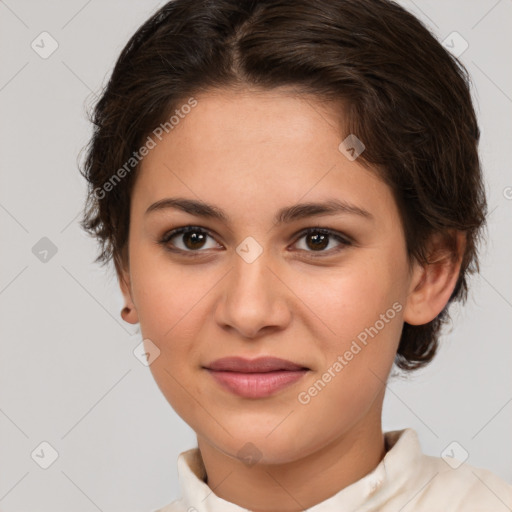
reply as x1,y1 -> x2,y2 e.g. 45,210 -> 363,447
175,428 -> 423,511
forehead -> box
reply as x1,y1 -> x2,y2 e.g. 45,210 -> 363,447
133,88 -> 398,227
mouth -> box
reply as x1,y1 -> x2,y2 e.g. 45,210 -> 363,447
203,356 -> 310,398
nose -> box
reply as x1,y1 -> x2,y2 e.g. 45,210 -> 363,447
214,248 -> 292,339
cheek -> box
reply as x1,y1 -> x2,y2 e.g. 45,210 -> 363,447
295,274 -> 403,440
130,252 -> 208,338
305,256 -> 404,342
299,256 -> 405,395
132,261 -> 208,420
129,253 -> 214,363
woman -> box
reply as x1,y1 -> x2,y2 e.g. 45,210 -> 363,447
80,0 -> 512,510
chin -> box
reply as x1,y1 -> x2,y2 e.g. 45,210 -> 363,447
207,427 -> 313,466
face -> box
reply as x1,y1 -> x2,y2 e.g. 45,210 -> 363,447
120,87 -> 419,464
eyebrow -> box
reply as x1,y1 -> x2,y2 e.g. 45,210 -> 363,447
145,197 -> 373,224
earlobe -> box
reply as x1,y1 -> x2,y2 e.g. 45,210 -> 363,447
118,266 -> 140,325
403,231 -> 466,326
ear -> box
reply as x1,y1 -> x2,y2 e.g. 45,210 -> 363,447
403,231 -> 466,326
116,256 -> 139,325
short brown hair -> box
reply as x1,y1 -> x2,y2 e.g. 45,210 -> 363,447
80,0 -> 487,371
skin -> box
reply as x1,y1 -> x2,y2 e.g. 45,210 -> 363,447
119,87 -> 463,512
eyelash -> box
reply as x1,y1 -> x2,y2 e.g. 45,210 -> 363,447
158,225 -> 353,259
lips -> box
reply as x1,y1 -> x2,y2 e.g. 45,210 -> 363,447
205,356 -> 309,373
204,357 -> 310,398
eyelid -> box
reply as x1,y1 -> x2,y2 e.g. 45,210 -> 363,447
293,225 -> 354,245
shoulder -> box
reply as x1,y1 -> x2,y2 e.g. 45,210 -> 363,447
402,453 -> 512,511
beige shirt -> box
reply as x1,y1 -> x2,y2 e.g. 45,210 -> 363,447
154,428 -> 512,511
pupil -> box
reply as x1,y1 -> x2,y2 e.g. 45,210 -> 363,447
307,233 -> 328,250
184,231 -> 206,250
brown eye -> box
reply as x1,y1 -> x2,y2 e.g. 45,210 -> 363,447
160,226 -> 221,252
294,227 -> 352,255
304,232 -> 329,251
181,230 -> 207,250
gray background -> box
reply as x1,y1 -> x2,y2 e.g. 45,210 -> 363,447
0,0 -> 511,511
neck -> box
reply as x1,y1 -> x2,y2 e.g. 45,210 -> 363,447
196,406 -> 387,511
